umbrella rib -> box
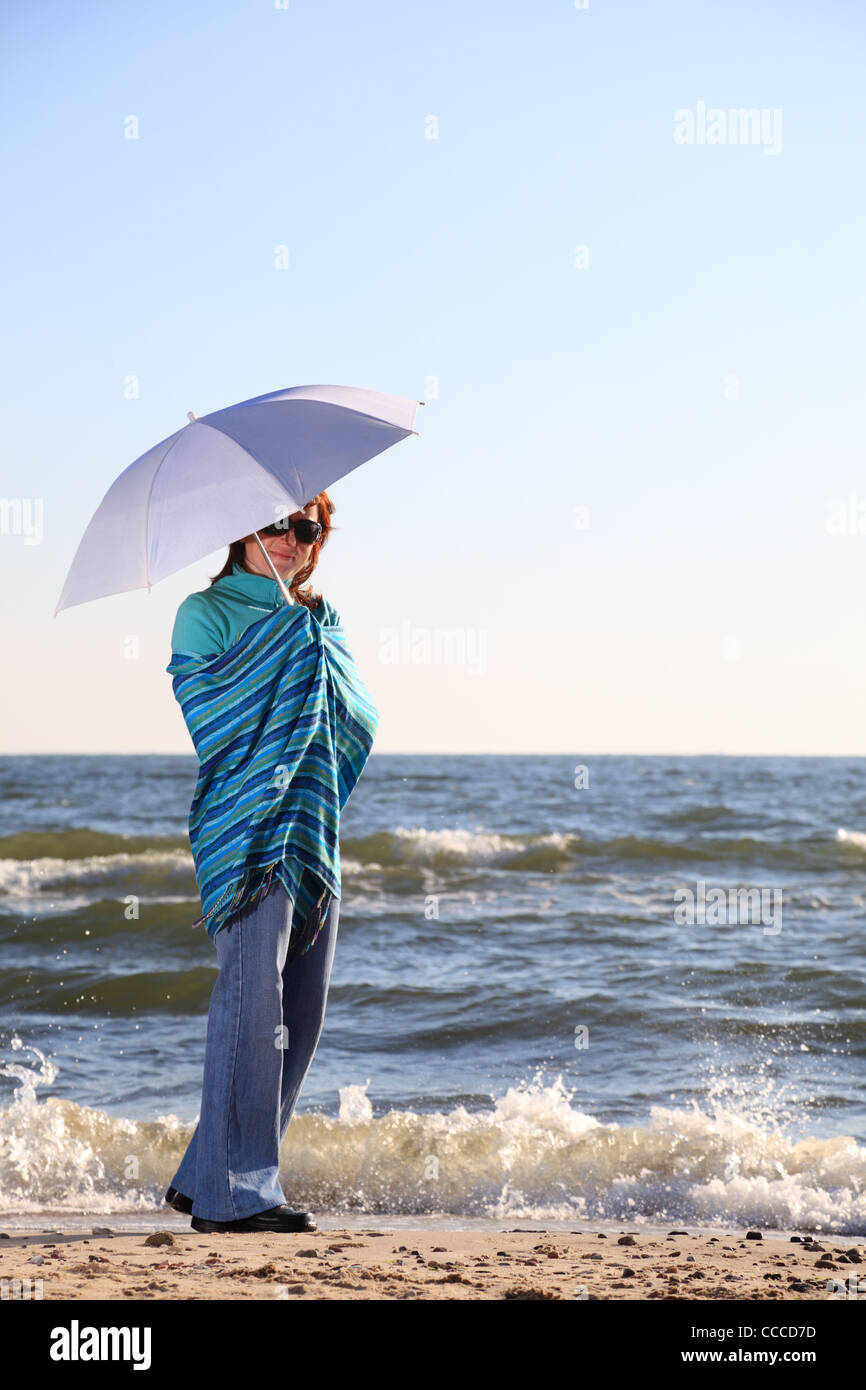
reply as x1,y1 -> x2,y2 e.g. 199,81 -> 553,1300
144,421 -> 294,578
324,402 -> 420,436
141,419 -> 252,585
142,426 -> 194,589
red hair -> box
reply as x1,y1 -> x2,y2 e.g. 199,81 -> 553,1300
208,491 -> 337,612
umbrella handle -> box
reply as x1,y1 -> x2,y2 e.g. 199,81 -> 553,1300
251,531 -> 294,606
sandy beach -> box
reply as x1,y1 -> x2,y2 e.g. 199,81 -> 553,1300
2,1225 -> 862,1301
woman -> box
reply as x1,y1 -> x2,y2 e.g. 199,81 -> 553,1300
162,491 -> 378,1233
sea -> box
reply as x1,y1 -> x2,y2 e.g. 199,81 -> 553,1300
0,753 -> 864,1234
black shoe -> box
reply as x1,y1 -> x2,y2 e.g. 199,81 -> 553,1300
190,1204 -> 317,1234
164,1185 -> 194,1215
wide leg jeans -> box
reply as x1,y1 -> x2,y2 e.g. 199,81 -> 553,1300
169,878 -> 339,1222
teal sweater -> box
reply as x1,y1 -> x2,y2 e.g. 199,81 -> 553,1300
171,560 -> 341,659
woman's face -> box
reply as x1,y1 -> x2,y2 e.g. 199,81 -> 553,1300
240,502 -> 321,583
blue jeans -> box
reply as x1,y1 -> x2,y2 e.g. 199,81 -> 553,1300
169,878 -> 340,1221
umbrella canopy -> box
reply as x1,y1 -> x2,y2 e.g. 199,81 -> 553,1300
54,383 -> 420,615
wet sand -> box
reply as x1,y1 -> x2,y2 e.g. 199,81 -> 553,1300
1,1225 -> 863,1300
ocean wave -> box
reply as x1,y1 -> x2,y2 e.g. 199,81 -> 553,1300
0,830 -> 188,862
0,1044 -> 862,1232
0,850 -> 194,900
341,826 -> 853,873
343,827 -> 582,871
0,827 -> 857,912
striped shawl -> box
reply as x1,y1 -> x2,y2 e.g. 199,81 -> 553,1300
166,601 -> 378,958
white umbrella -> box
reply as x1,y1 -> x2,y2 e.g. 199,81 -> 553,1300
54,383 -> 421,615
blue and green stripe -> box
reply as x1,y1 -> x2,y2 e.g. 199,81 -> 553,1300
166,602 -> 378,957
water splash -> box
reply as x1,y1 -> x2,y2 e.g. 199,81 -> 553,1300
0,1047 -> 862,1230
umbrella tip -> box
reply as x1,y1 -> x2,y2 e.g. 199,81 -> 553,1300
187,411 -> 197,423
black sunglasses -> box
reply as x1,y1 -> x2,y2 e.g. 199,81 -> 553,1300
260,516 -> 323,544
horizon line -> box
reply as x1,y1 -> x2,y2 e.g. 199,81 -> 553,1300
2,750 -> 866,759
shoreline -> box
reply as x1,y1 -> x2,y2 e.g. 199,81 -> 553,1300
2,1224 -> 862,1300
2,1210 -> 863,1239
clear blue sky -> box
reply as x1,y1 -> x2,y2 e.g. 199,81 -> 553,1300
2,0 -> 865,753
